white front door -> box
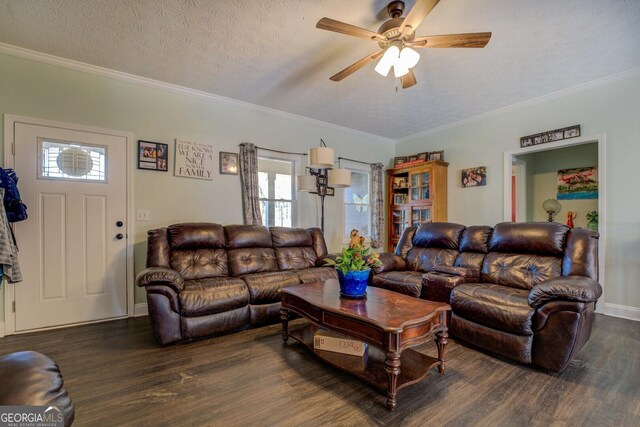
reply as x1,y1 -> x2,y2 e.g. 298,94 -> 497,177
11,121 -> 128,332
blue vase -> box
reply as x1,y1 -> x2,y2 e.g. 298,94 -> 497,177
337,269 -> 371,299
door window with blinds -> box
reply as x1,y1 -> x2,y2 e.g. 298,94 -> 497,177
344,169 -> 371,239
258,157 -> 295,227
38,139 -> 107,182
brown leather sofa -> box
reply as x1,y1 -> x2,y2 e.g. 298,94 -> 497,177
372,221 -> 601,372
0,351 -> 74,426
136,223 -> 336,345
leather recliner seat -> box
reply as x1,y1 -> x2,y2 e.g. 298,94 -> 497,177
136,223 -> 336,345
371,221 -> 601,372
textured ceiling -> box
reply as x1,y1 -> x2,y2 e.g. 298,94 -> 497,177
1,0 -> 639,139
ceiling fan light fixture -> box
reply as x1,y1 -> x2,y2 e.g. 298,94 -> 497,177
399,47 -> 420,69
374,45 -> 400,77
393,62 -> 410,78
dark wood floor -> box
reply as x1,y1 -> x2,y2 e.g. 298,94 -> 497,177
1,314 -> 638,426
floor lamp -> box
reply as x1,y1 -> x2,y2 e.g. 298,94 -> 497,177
297,140 -> 351,233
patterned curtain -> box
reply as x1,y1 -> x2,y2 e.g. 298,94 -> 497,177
370,162 -> 384,248
239,143 -> 263,225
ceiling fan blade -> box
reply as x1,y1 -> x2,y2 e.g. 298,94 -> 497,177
413,32 -> 492,48
400,0 -> 440,36
330,51 -> 384,82
317,18 -> 384,41
401,69 -> 417,89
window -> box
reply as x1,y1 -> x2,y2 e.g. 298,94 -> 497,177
258,157 -> 294,227
344,169 -> 371,239
38,139 -> 107,182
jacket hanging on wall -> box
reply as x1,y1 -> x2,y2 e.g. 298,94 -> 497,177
0,188 -> 22,288
0,168 -> 28,222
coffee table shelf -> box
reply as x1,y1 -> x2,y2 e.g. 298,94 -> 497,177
289,323 -> 439,392
281,281 -> 450,410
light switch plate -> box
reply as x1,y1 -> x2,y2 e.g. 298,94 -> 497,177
136,210 -> 150,221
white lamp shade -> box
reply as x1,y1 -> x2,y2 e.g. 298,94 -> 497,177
375,45 -> 400,77
393,62 -> 409,78
399,47 -> 420,69
308,147 -> 334,168
328,169 -> 351,188
297,174 -> 317,192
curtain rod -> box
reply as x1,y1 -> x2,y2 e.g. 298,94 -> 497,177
338,156 -> 374,166
256,146 -> 307,156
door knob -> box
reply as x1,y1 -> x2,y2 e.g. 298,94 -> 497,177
116,221 -> 124,227
115,233 -> 124,240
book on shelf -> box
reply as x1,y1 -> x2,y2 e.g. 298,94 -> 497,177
313,329 -> 367,356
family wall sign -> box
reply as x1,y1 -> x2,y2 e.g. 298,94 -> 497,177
174,139 -> 214,180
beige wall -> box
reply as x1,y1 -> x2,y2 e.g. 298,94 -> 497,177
396,71 -> 640,311
0,52 -> 394,323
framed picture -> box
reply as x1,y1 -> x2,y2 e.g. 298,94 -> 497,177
417,152 -> 428,161
138,140 -> 168,171
219,152 -> 239,175
326,187 -> 335,197
394,156 -> 407,167
461,166 -> 487,188
408,155 -> 419,162
557,166 -> 597,200
393,194 -> 405,205
429,151 -> 444,161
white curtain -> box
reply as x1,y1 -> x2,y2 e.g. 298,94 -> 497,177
370,162 -> 384,248
239,143 -> 262,225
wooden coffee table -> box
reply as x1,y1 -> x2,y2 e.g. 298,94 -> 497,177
280,280 -> 450,410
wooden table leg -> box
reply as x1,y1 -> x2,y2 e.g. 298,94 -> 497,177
435,329 -> 448,373
280,308 -> 289,343
384,351 -> 401,410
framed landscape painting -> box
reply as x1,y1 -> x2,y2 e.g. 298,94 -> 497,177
557,167 -> 598,199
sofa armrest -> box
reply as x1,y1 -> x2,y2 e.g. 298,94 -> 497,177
136,267 -> 185,293
529,276 -> 602,307
318,253 -> 340,267
371,253 -> 407,274
433,265 -> 480,279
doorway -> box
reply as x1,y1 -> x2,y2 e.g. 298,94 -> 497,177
3,115 -> 134,334
503,134 -> 606,313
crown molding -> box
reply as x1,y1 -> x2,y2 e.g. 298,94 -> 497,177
396,66 -> 640,144
0,42 -> 394,145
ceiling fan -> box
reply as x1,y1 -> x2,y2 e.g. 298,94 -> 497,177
317,0 -> 491,89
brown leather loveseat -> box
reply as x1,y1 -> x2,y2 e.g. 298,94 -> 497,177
136,223 -> 336,345
372,221 -> 601,372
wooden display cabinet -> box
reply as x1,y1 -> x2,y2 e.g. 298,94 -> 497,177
387,161 -> 448,252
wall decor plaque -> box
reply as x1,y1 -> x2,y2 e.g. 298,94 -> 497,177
174,139 -> 214,180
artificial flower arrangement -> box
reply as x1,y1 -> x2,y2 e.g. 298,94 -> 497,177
324,230 -> 382,275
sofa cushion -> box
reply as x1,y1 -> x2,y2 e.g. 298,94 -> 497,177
179,277 -> 249,317
372,271 -> 424,298
225,225 -> 273,249
170,249 -> 228,280
241,271 -> 300,304
227,248 -> 278,276
406,247 -> 458,272
451,283 -> 534,335
274,247 -> 317,270
412,222 -> 465,249
168,223 -> 225,250
459,225 -> 493,253
296,267 -> 338,284
270,227 -> 313,247
482,253 -> 562,290
488,222 -> 569,257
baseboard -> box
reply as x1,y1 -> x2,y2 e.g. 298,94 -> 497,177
603,303 -> 640,322
134,303 -> 148,317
